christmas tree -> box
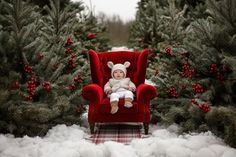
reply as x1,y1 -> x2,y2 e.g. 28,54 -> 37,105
129,0 -> 236,147
0,0 -> 110,136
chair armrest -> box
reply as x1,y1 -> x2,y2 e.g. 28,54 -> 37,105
82,84 -> 104,104
136,84 -> 157,103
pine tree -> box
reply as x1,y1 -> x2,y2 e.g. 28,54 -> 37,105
73,14 -> 111,53
0,0 -> 110,136
183,0 -> 236,147
29,0 -> 70,9
184,0 -> 236,104
130,0 -> 236,148
130,0 -> 197,99
0,0 -> 45,135
0,0 -> 43,80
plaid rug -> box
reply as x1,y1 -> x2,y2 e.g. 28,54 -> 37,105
89,123 -> 142,144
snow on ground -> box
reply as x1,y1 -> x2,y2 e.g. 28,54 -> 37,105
0,124 -> 236,157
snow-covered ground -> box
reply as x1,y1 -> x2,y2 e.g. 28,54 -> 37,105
0,124 -> 236,157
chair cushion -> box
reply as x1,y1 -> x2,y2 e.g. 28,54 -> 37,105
99,98 -> 138,114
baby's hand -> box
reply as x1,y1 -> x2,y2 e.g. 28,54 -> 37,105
106,89 -> 112,94
128,87 -> 135,92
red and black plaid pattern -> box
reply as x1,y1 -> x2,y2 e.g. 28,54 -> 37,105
90,123 -> 142,144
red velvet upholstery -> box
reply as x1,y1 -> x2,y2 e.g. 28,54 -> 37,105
82,49 -> 157,134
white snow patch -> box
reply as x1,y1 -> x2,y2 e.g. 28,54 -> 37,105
0,124 -> 236,157
145,79 -> 157,86
111,46 -> 133,51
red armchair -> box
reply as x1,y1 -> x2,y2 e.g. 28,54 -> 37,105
82,49 -> 157,134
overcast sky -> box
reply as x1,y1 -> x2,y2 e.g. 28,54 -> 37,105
72,0 -> 140,21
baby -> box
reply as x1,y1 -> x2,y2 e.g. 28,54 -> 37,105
104,61 -> 136,114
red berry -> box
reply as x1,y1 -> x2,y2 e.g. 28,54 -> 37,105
87,33 -> 96,38
25,96 -> 32,101
149,53 -> 156,58
167,86 -> 178,98
15,82 -> 20,87
192,83 -> 204,93
164,47 -> 171,56
37,53 -> 44,60
65,36 -> 73,46
65,48 -> 72,54
155,69 -> 159,76
199,103 -> 210,113
71,54 -> 78,58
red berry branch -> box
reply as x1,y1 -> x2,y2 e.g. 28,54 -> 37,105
155,68 -> 159,76
166,86 -> 179,98
192,83 -> 204,94
41,81 -> 51,93
24,65 -> 34,75
68,73 -> 82,92
68,57 -> 76,69
191,99 -> 210,113
164,47 -> 171,56
21,64 -> 38,101
65,36 -> 73,46
14,81 -> 21,88
199,103 -> 210,113
65,48 -> 72,54
180,63 -> 196,79
87,33 -> 96,39
209,63 -> 232,83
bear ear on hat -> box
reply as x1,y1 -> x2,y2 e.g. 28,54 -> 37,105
107,61 -> 114,69
124,61 -> 131,68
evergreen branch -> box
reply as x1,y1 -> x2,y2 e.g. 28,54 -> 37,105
226,0 -> 236,28
23,37 -> 39,51
69,89 -> 81,101
49,63 -> 65,82
207,0 -> 235,29
21,25 -> 33,45
44,56 -> 59,75
192,20 -> 219,52
34,43 -> 45,56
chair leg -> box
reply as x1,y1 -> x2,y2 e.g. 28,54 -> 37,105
143,122 -> 149,135
89,122 -> 95,134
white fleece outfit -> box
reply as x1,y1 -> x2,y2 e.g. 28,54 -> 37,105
104,78 -> 136,102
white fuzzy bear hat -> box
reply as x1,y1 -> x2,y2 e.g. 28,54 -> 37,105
107,61 -> 131,78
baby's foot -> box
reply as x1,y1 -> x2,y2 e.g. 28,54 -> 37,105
124,101 -> 133,108
111,105 -> 119,114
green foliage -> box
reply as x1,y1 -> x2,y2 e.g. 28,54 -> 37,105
1,0 -> 43,64
73,15 -> 111,52
28,0 -> 70,9
131,0 -> 236,148
129,0 -> 201,99
130,0 -> 236,102
0,0 -> 110,136
0,0 -> 42,86
129,0 -> 190,49
206,106 -> 236,148
184,0 -> 236,103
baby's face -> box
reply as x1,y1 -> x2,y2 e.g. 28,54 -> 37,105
113,70 -> 125,80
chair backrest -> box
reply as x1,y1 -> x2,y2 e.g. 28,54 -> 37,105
88,49 -> 149,88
